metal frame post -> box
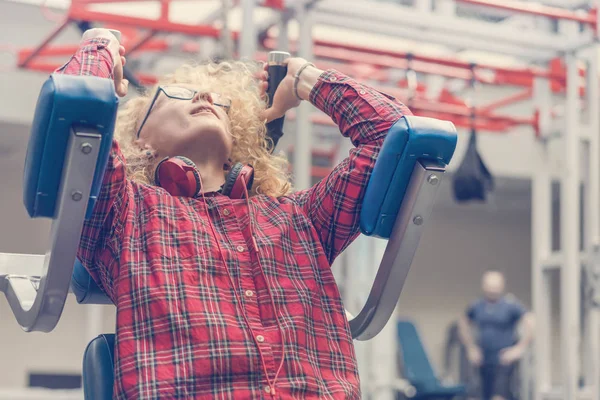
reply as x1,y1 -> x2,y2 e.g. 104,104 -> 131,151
532,75 -> 553,400
240,0 -> 257,58
220,0 -> 234,59
531,17 -> 587,400
369,237 -> 396,400
561,49 -> 581,400
584,7 -> 600,397
293,1 -> 313,190
86,305 -> 104,343
277,8 -> 290,52
583,42 -> 600,400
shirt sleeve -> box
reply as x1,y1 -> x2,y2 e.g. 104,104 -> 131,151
55,38 -> 133,300
466,301 -> 478,321
509,298 -> 527,322
286,70 -> 412,264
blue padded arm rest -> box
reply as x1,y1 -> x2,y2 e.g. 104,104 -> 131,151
23,73 -> 118,219
71,260 -> 113,305
360,116 -> 457,239
83,334 -> 116,400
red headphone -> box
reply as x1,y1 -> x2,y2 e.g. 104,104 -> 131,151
154,156 -> 254,199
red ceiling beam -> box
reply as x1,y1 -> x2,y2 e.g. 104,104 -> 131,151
261,0 -> 284,9
68,6 -> 223,37
307,38 -> 562,82
265,36 -> 590,97
19,61 -> 159,85
286,99 -> 536,133
262,37 -> 567,89
23,0 -> 582,93
24,1 -> 571,90
22,54 -> 536,133
17,40 -> 169,60
18,18 -> 70,68
263,38 -> 497,84
71,0 -> 281,8
478,88 -> 533,114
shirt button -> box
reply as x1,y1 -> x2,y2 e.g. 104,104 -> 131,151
222,209 -> 230,216
264,386 -> 272,394
89,55 -> 95,60
237,245 -> 245,252
245,290 -> 254,297
256,335 -> 265,343
330,76 -> 337,81
359,90 -> 366,95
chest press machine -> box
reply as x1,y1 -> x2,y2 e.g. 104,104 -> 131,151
0,73 -> 457,399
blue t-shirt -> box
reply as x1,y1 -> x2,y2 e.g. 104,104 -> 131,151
466,295 -> 526,365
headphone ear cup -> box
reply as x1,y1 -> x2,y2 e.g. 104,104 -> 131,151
223,163 -> 254,199
154,156 -> 202,198
222,163 -> 242,198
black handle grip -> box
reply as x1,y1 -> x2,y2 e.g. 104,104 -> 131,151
267,64 -> 287,108
266,51 -> 290,153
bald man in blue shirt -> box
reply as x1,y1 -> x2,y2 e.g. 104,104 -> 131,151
458,271 -> 534,400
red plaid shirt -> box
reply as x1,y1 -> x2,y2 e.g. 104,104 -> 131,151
57,38 -> 411,399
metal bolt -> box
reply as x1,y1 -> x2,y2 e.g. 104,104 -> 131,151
81,143 -> 93,154
413,215 -> 423,226
427,174 -> 439,185
71,191 -> 83,201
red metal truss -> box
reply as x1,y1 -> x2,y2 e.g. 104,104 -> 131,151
14,0 -> 544,134
262,36 -> 586,95
70,0 -> 282,8
285,97 -> 537,133
21,0 -> 578,89
18,46 -> 536,133
18,0 -> 288,69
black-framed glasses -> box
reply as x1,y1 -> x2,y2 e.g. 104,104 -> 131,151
136,86 -> 232,138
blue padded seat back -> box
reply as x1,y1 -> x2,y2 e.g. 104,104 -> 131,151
360,116 -> 457,239
397,320 -> 439,390
23,74 -> 118,219
83,334 -> 116,400
71,259 -> 113,305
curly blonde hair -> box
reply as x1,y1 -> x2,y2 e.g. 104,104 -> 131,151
113,59 -> 292,198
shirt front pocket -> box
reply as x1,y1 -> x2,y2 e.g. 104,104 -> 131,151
142,207 -> 211,260
137,206 -> 214,296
